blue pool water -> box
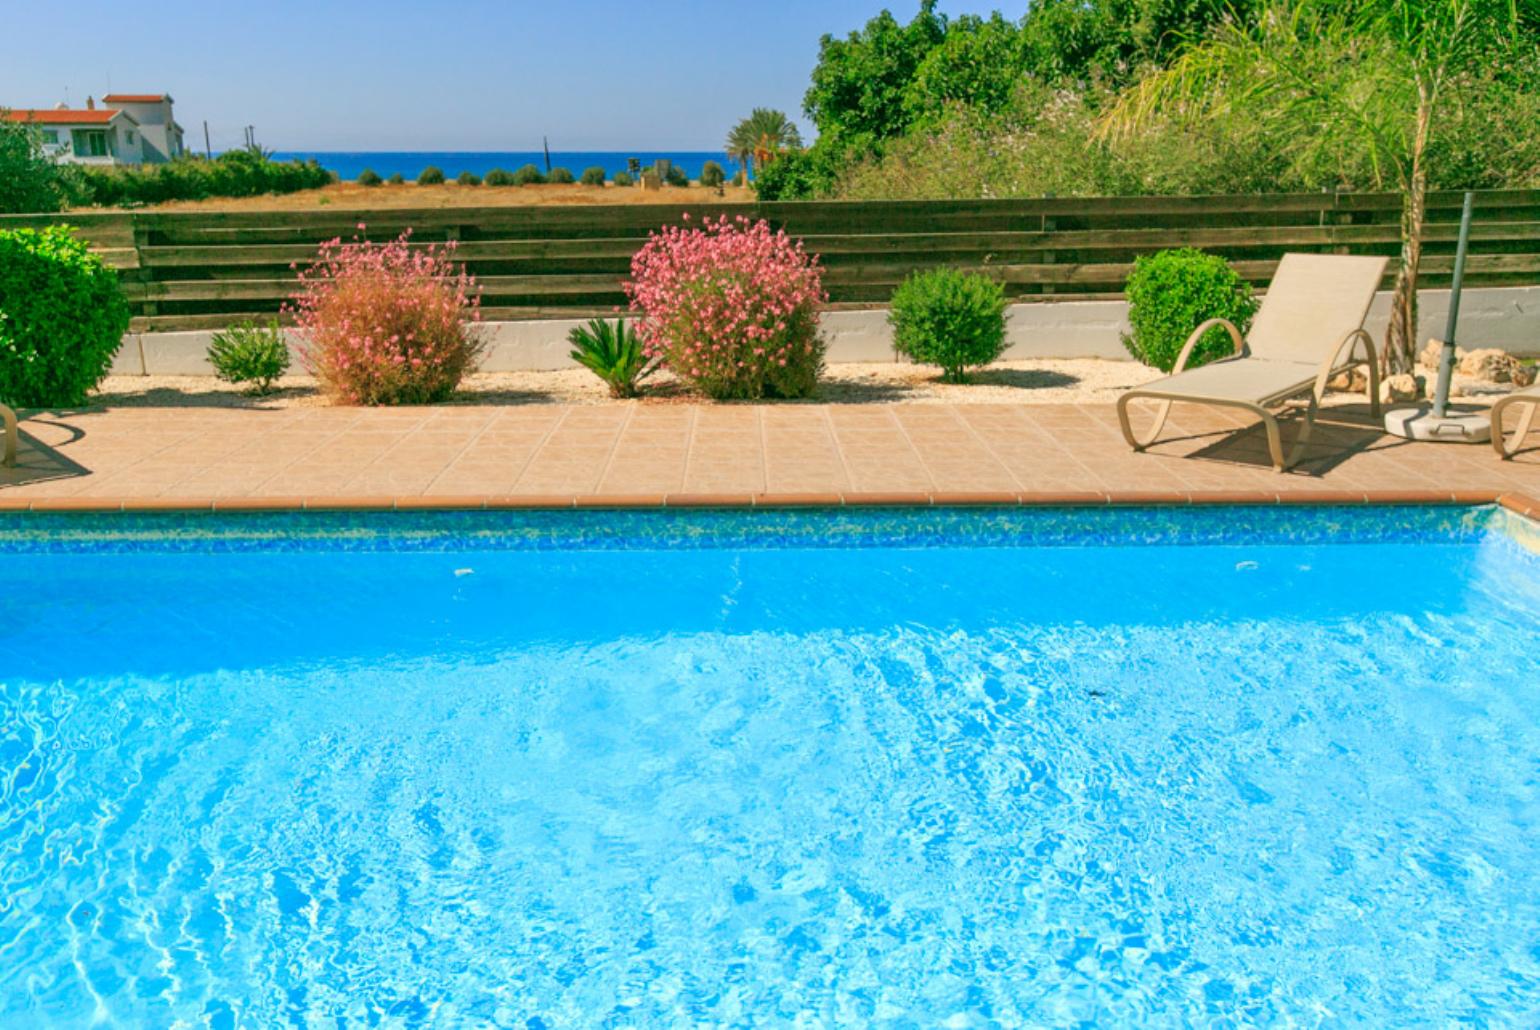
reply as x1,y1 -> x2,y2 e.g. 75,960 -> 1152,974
2,506 -> 1539,1025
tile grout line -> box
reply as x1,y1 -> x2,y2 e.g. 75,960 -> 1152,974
822,406 -> 863,499
943,404 -> 1032,494
588,403 -> 641,496
418,407 -> 515,495
875,406 -> 940,493
507,406 -> 576,494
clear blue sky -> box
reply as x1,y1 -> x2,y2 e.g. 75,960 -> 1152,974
0,0 -> 1007,152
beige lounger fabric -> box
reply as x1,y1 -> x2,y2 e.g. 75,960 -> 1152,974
1117,253 -> 1389,471
1493,386 -> 1540,459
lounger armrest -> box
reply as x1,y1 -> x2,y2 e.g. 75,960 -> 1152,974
1311,328 -> 1377,403
1174,318 -> 1245,374
1,402 -> 15,468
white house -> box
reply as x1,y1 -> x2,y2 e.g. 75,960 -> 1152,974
2,93 -> 185,165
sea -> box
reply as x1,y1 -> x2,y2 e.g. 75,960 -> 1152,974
269,151 -> 737,182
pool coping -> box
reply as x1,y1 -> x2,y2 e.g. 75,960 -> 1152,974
1,490 -> 1537,519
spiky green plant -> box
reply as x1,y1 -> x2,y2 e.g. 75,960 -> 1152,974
726,108 -> 803,181
567,318 -> 654,398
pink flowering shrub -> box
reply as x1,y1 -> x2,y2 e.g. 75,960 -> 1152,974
287,228 -> 485,405
625,215 -> 827,400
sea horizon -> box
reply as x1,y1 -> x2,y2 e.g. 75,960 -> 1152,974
269,151 -> 741,182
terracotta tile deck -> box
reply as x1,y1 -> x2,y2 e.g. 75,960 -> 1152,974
2,401 -> 1538,512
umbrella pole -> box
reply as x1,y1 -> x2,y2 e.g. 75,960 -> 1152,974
1432,191 -> 1474,419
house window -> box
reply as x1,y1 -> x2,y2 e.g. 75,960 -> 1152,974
41,129 -> 59,145
126,131 -> 136,144
72,130 -> 109,157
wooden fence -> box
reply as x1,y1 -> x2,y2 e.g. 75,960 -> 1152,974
5,189 -> 1540,332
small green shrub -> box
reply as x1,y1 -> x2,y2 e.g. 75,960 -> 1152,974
387,172 -> 405,185
548,167 -> 575,184
208,319 -> 291,395
568,318 -> 654,398
457,171 -> 482,187
580,166 -> 607,186
69,149 -> 332,207
512,164 -> 546,186
417,165 -> 446,185
888,268 -> 1008,383
484,168 -> 515,186
613,171 -> 634,187
700,161 -> 726,188
663,164 -> 689,187
0,226 -> 130,406
357,168 -> 382,187
1123,248 -> 1258,373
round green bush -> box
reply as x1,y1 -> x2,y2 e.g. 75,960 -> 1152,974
356,168 -> 382,187
417,165 -> 446,185
456,170 -> 482,187
387,172 -> 405,185
580,166 -> 607,186
512,164 -> 546,186
700,161 -> 726,188
888,268 -> 1008,383
484,167 -> 516,186
663,164 -> 689,187
613,171 -> 634,187
547,167 -> 575,184
0,226 -> 131,406
1123,248 -> 1258,372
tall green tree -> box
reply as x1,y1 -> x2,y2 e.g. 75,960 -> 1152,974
803,1 -> 948,157
725,109 -> 804,181
1102,0 -> 1530,375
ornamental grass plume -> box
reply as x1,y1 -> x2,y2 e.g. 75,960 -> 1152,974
286,227 -> 485,405
624,214 -> 827,400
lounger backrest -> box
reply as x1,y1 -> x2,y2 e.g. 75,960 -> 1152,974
1246,253 -> 1389,364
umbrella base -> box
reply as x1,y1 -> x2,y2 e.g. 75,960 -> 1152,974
1383,405 -> 1491,443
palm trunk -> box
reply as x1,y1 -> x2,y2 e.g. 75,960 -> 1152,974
1385,88 -> 1434,377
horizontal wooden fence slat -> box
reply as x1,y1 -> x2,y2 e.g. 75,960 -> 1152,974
7,189 -> 1540,332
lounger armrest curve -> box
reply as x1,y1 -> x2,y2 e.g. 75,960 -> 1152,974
1311,328 -> 1376,401
1173,318 -> 1245,374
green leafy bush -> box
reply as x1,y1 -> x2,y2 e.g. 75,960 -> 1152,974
357,168 -> 382,187
0,226 -> 130,405
663,164 -> 689,187
753,149 -> 835,200
613,171 -> 634,187
700,160 -> 726,187
72,150 -> 332,207
418,165 -> 446,185
457,170 -> 482,186
580,166 -> 607,185
512,164 -> 546,185
0,117 -> 73,213
484,167 -> 516,186
568,318 -> 654,397
888,268 -> 1008,383
548,167 -> 576,184
208,319 -> 291,395
1122,248 -> 1258,372
387,172 -> 405,185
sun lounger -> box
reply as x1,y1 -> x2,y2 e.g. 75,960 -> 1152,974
1117,253 -> 1389,471
1492,386 -> 1539,459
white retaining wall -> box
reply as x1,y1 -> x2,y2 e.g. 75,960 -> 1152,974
110,285 -> 1540,376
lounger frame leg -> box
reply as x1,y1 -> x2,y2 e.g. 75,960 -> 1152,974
1493,395 -> 1538,459
1,404 -> 15,468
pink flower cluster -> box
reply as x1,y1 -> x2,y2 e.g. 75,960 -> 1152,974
286,227 -> 485,405
624,214 -> 827,400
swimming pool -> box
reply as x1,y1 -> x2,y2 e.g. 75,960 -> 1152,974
2,505 -> 1538,1024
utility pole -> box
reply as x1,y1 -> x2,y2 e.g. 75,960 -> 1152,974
203,120 -> 212,158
